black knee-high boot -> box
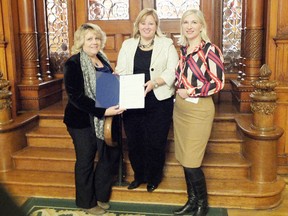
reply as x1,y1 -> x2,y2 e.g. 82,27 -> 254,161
192,177 -> 208,216
173,168 -> 197,215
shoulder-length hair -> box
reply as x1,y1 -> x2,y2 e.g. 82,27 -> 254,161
178,9 -> 211,46
132,8 -> 164,38
71,23 -> 107,55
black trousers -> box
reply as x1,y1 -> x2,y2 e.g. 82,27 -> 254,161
123,93 -> 173,185
67,127 -> 120,209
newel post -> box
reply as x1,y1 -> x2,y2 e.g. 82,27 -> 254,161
250,65 -> 278,131
238,64 -> 283,182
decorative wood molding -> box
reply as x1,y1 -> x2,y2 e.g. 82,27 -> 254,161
244,29 -> 264,59
250,65 -> 278,131
19,32 -> 41,84
273,38 -> 288,82
18,79 -> 63,110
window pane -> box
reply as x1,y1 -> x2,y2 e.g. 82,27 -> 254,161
46,0 -> 69,74
222,0 -> 242,73
88,0 -> 129,20
156,0 -> 200,19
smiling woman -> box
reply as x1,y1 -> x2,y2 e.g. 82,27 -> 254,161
83,31 -> 104,67
173,9 -> 225,216
115,8 -> 179,194
63,22 -> 125,215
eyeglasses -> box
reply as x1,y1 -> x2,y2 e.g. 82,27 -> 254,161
81,24 -> 93,30
80,24 -> 102,40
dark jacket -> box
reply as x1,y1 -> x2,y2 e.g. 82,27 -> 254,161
63,52 -> 112,128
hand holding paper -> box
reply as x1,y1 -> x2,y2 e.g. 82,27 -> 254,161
95,72 -> 145,109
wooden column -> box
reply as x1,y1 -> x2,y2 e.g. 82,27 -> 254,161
241,0 -> 264,84
17,0 -> 63,110
18,0 -> 41,84
231,0 -> 265,112
35,0 -> 52,81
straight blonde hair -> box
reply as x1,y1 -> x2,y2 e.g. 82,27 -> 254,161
178,9 -> 211,46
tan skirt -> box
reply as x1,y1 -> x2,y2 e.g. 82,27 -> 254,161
173,94 -> 215,168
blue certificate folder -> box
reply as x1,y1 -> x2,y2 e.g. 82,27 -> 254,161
95,72 -> 119,108
95,72 -> 145,109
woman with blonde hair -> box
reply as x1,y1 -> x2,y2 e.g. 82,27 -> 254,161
63,23 -> 125,215
116,8 -> 178,192
173,9 -> 225,216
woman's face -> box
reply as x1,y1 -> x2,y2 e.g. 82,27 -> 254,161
138,15 -> 157,40
82,30 -> 101,57
182,14 -> 203,42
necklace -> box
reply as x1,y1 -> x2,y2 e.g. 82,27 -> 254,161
138,39 -> 154,49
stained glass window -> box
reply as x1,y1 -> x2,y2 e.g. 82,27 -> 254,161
156,0 -> 200,19
88,0 -> 129,20
46,0 -> 69,73
222,0 -> 242,73
46,0 -> 242,74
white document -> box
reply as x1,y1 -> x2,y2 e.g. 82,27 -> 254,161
185,97 -> 199,104
119,74 -> 145,109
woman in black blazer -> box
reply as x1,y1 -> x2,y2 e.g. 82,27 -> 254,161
63,23 -> 124,215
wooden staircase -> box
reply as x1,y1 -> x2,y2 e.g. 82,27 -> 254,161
0,100 -> 285,209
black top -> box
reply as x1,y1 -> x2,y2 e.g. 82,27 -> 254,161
63,52 -> 113,128
134,47 -> 152,82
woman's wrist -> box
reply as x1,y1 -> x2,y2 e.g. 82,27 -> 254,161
152,80 -> 159,88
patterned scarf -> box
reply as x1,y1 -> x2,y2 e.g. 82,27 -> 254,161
80,50 -> 104,140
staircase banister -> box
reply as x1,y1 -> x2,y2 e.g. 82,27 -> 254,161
235,64 -> 284,183
236,115 -> 284,140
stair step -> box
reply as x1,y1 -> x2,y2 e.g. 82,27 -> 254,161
212,118 -> 238,132
206,130 -> 243,153
0,170 -> 75,198
26,127 -> 73,148
13,147 -> 76,172
12,147 -> 250,180
1,169 -> 285,209
2,100 -> 284,209
38,100 -> 66,127
26,125 -> 243,154
112,176 -> 285,209
39,117 -> 66,128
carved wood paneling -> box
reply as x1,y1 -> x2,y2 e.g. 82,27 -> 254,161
266,0 -> 288,170
275,40 -> 288,82
277,0 -> 288,36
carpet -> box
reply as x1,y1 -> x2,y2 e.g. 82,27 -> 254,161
21,197 -> 228,216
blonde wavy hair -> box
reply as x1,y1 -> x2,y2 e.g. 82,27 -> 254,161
178,9 -> 211,46
71,23 -> 107,55
132,8 -> 164,38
